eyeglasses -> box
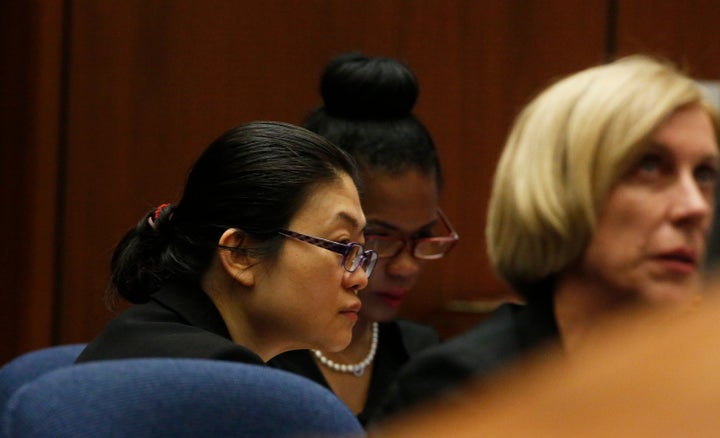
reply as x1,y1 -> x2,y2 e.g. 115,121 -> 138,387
364,210 -> 459,260
278,229 -> 378,278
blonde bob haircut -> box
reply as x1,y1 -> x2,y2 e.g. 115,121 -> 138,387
487,55 -> 720,298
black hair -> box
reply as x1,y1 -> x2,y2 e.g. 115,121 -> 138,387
303,52 -> 442,188
109,121 -> 359,304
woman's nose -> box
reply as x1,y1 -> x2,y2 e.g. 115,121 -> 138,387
345,265 -> 370,291
385,248 -> 422,278
669,174 -> 713,227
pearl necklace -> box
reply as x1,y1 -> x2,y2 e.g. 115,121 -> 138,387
313,322 -> 379,377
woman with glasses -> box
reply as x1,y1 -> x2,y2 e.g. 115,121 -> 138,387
371,55 -> 720,423
269,53 -> 457,425
77,121 -> 377,365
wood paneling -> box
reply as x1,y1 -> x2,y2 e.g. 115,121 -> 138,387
0,2 -> 65,362
5,1 -> 720,362
54,1 -> 610,344
614,0 -> 720,78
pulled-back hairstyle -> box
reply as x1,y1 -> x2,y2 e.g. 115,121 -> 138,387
487,55 -> 720,298
303,52 -> 442,189
109,121 -> 359,304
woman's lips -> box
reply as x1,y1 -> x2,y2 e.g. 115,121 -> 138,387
341,311 -> 359,322
340,301 -> 362,322
376,289 -> 407,308
653,248 -> 698,275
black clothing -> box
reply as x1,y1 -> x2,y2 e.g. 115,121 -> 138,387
373,293 -> 559,422
76,282 -> 264,365
269,320 -> 439,426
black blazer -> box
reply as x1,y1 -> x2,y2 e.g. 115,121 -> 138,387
76,281 -> 264,365
372,293 -> 559,423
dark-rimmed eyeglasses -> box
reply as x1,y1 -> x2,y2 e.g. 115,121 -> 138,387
364,210 -> 459,260
278,229 -> 378,278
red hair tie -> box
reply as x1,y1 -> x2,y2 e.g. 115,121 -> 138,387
148,203 -> 171,230
153,203 -> 170,220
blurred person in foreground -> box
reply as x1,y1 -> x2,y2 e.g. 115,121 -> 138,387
371,280 -> 720,437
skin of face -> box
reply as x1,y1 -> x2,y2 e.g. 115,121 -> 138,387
245,172 -> 370,354
359,167 -> 440,321
572,104 -> 719,306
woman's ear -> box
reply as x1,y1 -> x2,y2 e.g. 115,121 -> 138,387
217,228 -> 255,287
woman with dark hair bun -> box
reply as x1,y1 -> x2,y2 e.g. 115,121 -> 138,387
77,121 -> 377,364
269,53 -> 458,425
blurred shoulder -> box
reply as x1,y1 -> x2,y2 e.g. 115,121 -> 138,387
393,319 -> 441,355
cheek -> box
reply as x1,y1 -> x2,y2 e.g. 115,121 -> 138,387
595,190 -> 660,248
272,247 -> 334,299
365,259 -> 391,285
295,252 -> 347,296
583,193 -> 663,282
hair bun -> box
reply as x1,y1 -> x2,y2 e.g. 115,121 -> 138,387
320,52 -> 419,119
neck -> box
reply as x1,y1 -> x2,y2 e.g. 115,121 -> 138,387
553,272 -> 624,354
201,264 -> 279,362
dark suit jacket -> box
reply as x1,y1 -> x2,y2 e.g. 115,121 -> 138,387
76,281 -> 264,365
372,292 -> 559,423
268,320 -> 439,426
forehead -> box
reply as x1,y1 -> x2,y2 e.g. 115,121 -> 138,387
290,173 -> 365,232
651,105 -> 719,158
361,168 -> 439,229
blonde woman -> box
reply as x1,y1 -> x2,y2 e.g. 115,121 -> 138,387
375,55 -> 720,420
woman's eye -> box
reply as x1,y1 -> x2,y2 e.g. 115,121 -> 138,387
695,165 -> 718,187
636,155 -> 662,175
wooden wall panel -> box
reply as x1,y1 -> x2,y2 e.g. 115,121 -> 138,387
55,0 -> 609,343
614,0 -> 720,78
7,1 -> 720,362
0,2 -> 65,363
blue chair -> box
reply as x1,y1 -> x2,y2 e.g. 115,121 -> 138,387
2,358 -> 365,437
0,344 -> 86,415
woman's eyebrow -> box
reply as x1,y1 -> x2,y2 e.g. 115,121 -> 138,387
365,219 -> 400,231
335,211 -> 364,232
647,141 -> 720,163
365,218 -> 439,233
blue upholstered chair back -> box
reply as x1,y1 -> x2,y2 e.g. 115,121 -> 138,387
2,358 -> 365,438
0,344 -> 86,417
